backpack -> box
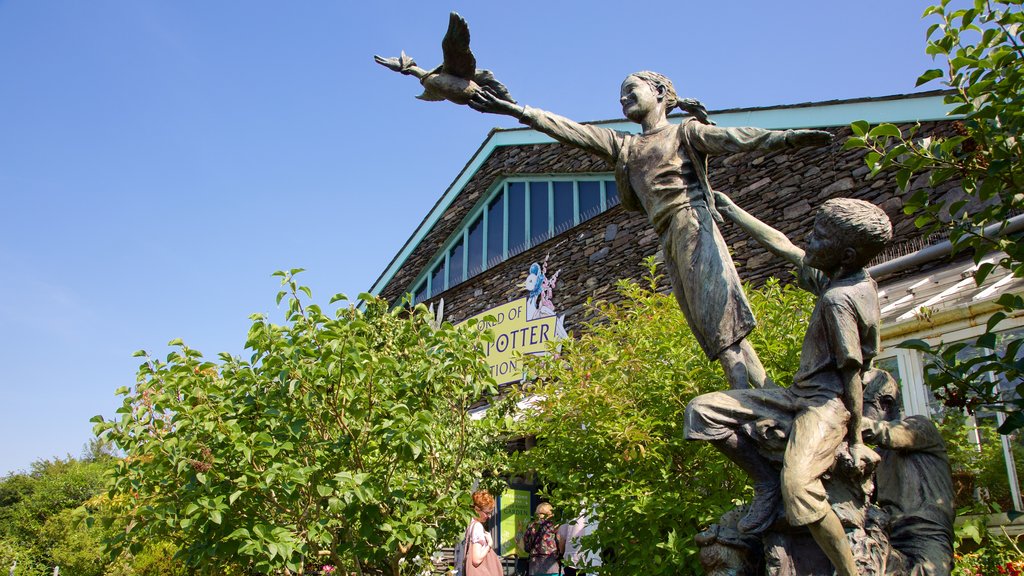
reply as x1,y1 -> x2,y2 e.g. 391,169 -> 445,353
524,519 -> 559,556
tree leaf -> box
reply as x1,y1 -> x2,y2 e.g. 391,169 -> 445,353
997,412 -> 1024,434
916,68 -> 945,86
867,124 -> 902,138
986,311 -> 1007,333
899,339 -> 934,353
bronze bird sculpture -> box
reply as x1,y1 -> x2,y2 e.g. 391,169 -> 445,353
374,12 -> 515,105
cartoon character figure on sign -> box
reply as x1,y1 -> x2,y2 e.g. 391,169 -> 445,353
523,255 -> 568,339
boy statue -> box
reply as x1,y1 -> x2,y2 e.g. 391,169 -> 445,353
685,193 -> 893,576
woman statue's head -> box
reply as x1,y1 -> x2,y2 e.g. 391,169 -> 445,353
620,71 -> 677,123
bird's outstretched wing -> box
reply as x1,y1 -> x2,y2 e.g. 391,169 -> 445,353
440,12 -> 476,80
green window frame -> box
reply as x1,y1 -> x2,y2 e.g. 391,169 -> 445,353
412,175 -> 620,303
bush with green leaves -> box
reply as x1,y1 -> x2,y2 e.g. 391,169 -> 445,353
844,0 -> 1024,431
95,270 -> 506,575
951,514 -> 1023,576
935,410 -> 1024,512
0,453 -> 109,576
508,259 -> 815,575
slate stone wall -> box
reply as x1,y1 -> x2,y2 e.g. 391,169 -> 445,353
380,120 -> 958,329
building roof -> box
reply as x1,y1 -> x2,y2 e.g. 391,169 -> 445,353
879,255 -> 1024,329
369,90 -> 956,299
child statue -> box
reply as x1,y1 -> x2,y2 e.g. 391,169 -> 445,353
467,74 -> 832,390
685,193 -> 893,576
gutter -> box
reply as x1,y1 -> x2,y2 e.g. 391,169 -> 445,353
869,214 -> 1024,281
879,299 -> 1023,341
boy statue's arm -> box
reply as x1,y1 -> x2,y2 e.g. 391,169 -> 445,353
713,192 -> 804,267
842,366 -> 880,474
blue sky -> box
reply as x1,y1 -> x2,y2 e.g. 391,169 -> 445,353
0,1 -> 943,474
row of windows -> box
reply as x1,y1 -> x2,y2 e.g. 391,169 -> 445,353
413,176 -> 620,303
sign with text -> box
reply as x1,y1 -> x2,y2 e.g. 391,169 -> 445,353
459,258 -> 568,385
463,297 -> 560,385
498,488 -> 531,557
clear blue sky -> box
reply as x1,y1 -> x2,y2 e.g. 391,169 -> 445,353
0,1 -> 943,474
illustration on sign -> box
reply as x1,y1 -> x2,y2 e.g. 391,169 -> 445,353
461,256 -> 568,385
524,256 -> 567,335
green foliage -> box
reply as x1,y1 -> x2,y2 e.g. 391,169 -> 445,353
846,0 -> 1024,430
0,449 -> 185,576
509,258 -> 815,575
0,537 -> 45,575
102,541 -> 189,576
937,410 -> 1024,511
952,515 -> 1023,576
0,454 -> 109,575
95,270 -> 505,575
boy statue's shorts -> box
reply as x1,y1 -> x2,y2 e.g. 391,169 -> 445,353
685,386 -> 850,526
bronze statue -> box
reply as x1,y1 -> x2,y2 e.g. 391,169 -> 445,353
374,12 -> 514,106
377,13 -> 833,391
376,12 -> 833,390
686,193 -> 893,575
375,15 -> 953,574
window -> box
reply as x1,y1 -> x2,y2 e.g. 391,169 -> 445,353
553,181 -> 574,235
606,180 -> 620,207
449,239 -> 465,286
413,280 -> 428,305
430,260 -> 446,298
411,175 -> 619,297
578,181 -> 601,221
530,182 -> 549,246
508,183 -> 526,256
467,215 -> 484,278
487,194 -> 504,267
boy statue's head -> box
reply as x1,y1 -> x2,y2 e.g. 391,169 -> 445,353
808,198 -> 893,272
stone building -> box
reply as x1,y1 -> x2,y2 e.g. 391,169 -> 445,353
369,90 -> 1024,547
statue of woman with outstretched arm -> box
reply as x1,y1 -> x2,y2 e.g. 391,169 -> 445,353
468,73 -> 832,390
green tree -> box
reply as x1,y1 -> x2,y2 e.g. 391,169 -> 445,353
0,449 -> 144,576
508,259 -> 815,575
95,270 -> 505,575
845,0 -> 1024,430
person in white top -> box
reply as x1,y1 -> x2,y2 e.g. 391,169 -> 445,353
467,490 -> 496,569
557,512 -> 601,576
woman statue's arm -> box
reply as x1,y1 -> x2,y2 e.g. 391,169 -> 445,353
687,121 -> 832,155
469,89 -> 620,163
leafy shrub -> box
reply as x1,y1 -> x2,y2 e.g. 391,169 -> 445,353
95,271 -> 505,575
510,258 -> 815,575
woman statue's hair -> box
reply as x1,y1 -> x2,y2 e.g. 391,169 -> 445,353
629,71 -> 714,125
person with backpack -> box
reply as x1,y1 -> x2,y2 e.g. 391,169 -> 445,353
523,503 -> 560,576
